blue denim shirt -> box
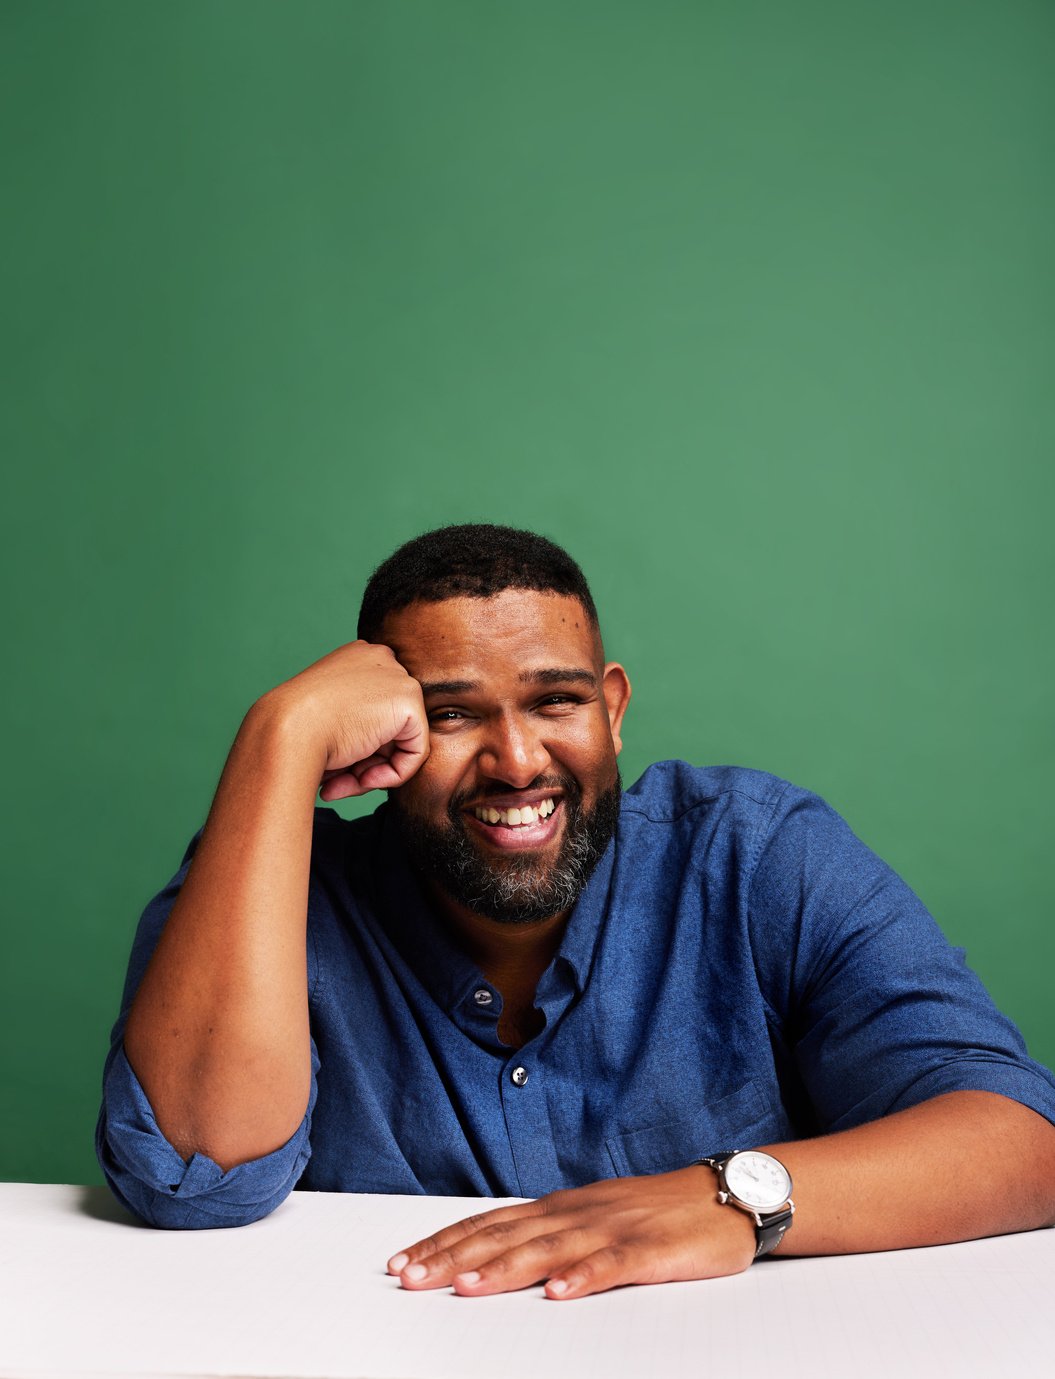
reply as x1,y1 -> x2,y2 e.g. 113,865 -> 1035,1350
97,761 -> 1055,1229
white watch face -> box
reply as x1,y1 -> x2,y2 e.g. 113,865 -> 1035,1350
724,1152 -> 792,1211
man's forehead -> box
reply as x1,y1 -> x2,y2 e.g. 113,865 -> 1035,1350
378,590 -> 602,670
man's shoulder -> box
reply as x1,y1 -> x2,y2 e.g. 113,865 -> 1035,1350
620,760 -> 811,825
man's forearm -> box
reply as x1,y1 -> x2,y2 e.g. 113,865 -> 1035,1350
767,1090 -> 1055,1255
123,697 -> 324,1172
387,1090 -> 1055,1299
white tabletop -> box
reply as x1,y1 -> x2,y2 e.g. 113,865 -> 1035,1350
2,1182 -> 1053,1379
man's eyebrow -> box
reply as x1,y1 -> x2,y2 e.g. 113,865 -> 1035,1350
520,667 -> 597,688
419,679 -> 477,697
418,668 -> 597,697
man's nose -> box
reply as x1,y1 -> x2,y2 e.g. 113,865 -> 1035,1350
477,713 -> 551,787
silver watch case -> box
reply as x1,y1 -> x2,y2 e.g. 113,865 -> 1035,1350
698,1150 -> 795,1258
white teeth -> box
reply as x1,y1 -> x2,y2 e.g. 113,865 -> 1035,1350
473,797 -> 556,826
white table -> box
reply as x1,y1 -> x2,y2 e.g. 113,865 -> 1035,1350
2,1183 -> 1052,1379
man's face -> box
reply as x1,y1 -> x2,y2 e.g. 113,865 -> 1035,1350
379,589 -> 632,925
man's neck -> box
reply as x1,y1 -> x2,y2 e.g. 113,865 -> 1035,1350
426,883 -> 569,1046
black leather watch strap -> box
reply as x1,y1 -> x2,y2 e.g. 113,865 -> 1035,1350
753,1205 -> 793,1257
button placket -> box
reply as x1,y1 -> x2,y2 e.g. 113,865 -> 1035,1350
499,1051 -> 558,1197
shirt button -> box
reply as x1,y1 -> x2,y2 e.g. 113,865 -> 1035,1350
473,989 -> 493,1007
511,1066 -> 529,1087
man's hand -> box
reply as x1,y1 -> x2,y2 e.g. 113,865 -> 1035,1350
262,639 -> 430,799
386,1095 -> 1055,1300
386,1168 -> 756,1300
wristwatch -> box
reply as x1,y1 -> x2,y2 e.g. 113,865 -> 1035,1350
695,1150 -> 795,1259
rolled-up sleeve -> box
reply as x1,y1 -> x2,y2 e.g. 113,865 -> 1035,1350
96,1039 -> 318,1229
749,787 -> 1055,1134
95,829 -> 319,1229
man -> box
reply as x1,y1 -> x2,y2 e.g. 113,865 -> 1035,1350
98,523 -> 1055,1300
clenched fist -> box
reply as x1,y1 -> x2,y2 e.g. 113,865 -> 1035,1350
260,640 -> 430,798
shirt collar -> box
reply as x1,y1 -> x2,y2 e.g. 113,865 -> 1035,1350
543,824 -> 616,996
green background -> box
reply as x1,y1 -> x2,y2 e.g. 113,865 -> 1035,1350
2,0 -> 1052,1185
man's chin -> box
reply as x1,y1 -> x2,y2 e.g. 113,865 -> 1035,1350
389,775 -> 622,926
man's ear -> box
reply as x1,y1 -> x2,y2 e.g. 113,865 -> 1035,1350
601,663 -> 632,756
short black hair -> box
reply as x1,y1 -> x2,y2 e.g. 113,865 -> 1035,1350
357,523 -> 600,642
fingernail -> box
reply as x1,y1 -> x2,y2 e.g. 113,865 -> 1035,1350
547,1278 -> 569,1296
403,1263 -> 427,1281
456,1271 -> 481,1286
388,1253 -> 408,1273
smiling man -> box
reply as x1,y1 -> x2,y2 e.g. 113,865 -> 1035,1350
373,590 -> 628,1052
98,523 -> 1055,1299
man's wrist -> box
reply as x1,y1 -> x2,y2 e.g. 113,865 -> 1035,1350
245,691 -> 329,771
681,1165 -> 757,1270
695,1151 -> 795,1259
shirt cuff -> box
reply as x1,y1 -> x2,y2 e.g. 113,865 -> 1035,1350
96,1042 -> 317,1230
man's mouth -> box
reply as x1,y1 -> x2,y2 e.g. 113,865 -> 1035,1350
471,797 -> 557,827
463,795 -> 565,851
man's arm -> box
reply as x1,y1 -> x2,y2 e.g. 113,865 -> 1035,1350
119,641 -> 428,1174
387,1089 -> 1055,1299
769,1090 -> 1055,1254
389,782 -> 1055,1295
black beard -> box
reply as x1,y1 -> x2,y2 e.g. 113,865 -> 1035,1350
389,769 -> 622,925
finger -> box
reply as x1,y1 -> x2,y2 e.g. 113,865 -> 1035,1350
317,772 -> 370,801
386,710 -> 430,767
387,1200 -> 546,1276
320,752 -> 391,781
543,1243 -> 652,1301
354,759 -> 414,792
449,1225 -> 598,1297
398,1216 -> 580,1291
318,750 -> 420,799
379,744 -> 430,785
318,764 -> 401,799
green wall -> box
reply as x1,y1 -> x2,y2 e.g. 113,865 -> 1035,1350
2,0 -> 1052,1184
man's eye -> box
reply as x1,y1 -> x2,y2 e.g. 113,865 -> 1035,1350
430,709 -> 465,723
539,695 -> 577,708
